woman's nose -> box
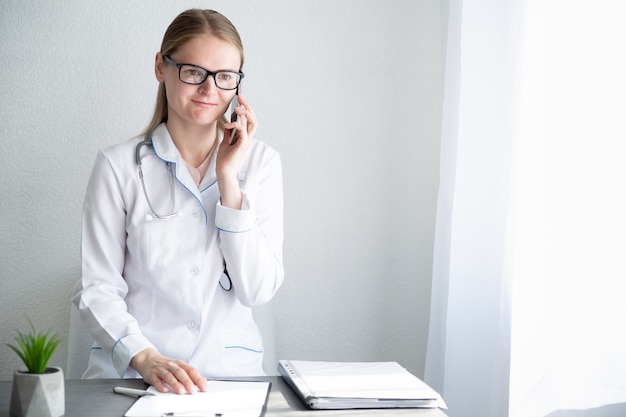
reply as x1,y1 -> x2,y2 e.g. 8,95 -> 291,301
198,75 -> 218,94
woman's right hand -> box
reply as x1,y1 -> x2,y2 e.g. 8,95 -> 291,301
130,348 -> 208,394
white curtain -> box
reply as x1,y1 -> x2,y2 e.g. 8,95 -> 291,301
425,1 -> 626,417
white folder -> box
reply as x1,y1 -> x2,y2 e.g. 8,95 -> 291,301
278,360 -> 447,410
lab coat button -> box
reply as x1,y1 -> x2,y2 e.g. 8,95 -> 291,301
187,321 -> 197,329
190,267 -> 199,275
192,210 -> 201,218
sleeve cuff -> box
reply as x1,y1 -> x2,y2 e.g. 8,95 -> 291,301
112,333 -> 154,377
215,192 -> 257,233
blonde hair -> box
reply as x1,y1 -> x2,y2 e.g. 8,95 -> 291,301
143,9 -> 244,137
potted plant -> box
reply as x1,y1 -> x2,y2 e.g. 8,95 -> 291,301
6,319 -> 64,417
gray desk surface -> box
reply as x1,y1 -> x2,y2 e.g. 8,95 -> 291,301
0,376 -> 448,417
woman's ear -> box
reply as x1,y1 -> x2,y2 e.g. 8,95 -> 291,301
155,52 -> 165,82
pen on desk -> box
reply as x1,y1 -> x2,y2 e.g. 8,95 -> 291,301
113,386 -> 155,397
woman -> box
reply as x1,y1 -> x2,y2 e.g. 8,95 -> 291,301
72,9 -> 284,394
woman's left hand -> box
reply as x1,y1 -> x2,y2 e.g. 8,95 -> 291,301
216,94 -> 257,209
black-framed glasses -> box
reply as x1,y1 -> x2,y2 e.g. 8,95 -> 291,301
163,55 -> 244,90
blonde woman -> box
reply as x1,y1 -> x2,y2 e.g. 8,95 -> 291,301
73,9 -> 284,394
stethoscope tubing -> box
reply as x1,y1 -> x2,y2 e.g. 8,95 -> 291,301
136,138 -> 178,220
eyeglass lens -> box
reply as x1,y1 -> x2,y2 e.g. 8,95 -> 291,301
179,65 -> 240,89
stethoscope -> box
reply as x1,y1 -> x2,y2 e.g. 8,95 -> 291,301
135,137 -> 232,291
136,138 -> 179,221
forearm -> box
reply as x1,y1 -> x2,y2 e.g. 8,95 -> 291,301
217,175 -> 243,209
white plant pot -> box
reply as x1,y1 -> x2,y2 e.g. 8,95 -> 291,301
10,366 -> 65,417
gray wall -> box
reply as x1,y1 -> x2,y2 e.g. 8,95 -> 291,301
0,0 -> 443,380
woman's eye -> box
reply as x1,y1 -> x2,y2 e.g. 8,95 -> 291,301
184,68 -> 202,77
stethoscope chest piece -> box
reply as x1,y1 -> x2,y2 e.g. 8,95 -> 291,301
220,267 -> 233,291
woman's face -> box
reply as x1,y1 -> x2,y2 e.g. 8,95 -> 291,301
157,35 -> 241,130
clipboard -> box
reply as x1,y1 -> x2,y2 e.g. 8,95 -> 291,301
124,380 -> 271,417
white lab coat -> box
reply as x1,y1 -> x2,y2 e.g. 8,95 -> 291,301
72,123 -> 284,378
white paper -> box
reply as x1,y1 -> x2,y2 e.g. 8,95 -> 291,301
124,380 -> 270,417
295,361 -> 438,399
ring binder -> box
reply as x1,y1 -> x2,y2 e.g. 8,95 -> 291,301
277,360 -> 447,410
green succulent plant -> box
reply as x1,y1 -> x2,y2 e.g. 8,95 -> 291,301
6,319 -> 60,374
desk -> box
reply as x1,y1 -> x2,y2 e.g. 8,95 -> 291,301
0,377 -> 448,417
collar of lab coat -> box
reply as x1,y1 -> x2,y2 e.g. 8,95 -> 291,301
149,123 -> 223,200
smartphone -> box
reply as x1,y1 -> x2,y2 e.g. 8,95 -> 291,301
228,94 -> 239,145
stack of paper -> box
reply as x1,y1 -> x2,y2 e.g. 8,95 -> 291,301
124,380 -> 271,417
278,360 -> 446,410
